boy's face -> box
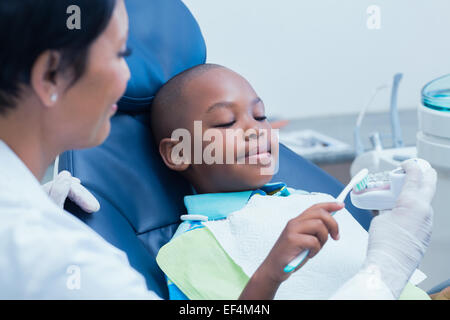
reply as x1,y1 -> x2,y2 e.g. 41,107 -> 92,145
166,67 -> 279,193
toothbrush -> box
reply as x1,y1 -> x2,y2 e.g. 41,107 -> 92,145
283,168 -> 369,273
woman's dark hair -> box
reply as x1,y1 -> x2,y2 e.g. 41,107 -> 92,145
0,0 -> 117,114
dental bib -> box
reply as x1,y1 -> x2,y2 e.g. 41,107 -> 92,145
203,192 -> 368,300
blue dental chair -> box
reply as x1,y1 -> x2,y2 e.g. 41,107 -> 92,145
59,0 -> 377,299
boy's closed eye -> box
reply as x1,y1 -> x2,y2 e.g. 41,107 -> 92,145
213,120 -> 236,128
254,115 -> 267,121
212,115 -> 267,129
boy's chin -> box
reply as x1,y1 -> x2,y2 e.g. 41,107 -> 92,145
202,173 -> 275,194
240,173 -> 274,191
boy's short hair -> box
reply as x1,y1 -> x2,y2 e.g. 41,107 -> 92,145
150,63 -> 225,143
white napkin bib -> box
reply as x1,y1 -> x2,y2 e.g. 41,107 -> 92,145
204,192 -> 370,299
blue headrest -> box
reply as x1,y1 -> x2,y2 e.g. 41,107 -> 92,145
119,0 -> 207,112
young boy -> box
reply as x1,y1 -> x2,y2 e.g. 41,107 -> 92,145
150,64 -> 429,300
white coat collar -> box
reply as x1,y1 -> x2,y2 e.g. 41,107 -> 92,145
0,139 -> 55,211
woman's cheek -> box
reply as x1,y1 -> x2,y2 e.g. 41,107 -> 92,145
101,59 -> 130,107
116,60 -> 131,95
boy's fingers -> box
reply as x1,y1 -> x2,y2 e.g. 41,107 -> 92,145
315,202 -> 345,212
317,209 -> 340,241
297,208 -> 340,240
295,234 -> 321,258
296,219 -> 329,247
301,202 -> 345,217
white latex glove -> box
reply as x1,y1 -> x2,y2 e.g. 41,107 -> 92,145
363,158 -> 437,298
42,170 -> 100,213
331,158 -> 437,300
330,264 -> 395,300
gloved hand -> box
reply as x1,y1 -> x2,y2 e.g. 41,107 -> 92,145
362,158 -> 437,298
42,170 -> 100,213
331,158 -> 437,300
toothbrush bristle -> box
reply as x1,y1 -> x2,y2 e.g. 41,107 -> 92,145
353,176 -> 368,192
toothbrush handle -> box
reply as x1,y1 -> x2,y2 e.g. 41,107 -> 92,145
284,250 -> 309,273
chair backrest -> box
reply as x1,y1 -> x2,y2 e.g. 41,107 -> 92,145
59,0 -> 372,299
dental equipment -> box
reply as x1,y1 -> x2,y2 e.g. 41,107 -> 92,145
351,159 -> 430,211
390,73 -> 404,148
416,74 -> 450,288
350,167 -> 406,211
283,168 -> 369,273
353,73 -> 403,156
351,73 -> 413,176
354,84 -> 390,156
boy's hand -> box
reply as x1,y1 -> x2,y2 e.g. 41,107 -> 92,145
430,286 -> 450,300
258,202 -> 343,284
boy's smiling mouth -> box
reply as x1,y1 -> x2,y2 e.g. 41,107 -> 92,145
246,151 -> 272,165
238,143 -> 272,165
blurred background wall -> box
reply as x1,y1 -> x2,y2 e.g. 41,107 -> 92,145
182,0 -> 450,119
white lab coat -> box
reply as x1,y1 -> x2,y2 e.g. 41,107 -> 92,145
0,140 -> 160,299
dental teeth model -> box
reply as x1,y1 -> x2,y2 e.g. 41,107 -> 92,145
350,167 -> 406,211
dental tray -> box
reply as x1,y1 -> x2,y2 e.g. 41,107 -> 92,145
278,129 -> 353,162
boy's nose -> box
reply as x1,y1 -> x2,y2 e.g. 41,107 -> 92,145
242,115 -> 268,141
244,126 -> 266,141
245,130 -> 258,141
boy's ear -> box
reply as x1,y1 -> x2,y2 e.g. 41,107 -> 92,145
159,138 -> 191,172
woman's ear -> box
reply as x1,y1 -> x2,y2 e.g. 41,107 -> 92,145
30,50 -> 63,108
159,137 -> 191,172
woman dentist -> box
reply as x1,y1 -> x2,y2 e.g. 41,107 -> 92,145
0,0 -> 438,299
0,0 -> 161,299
